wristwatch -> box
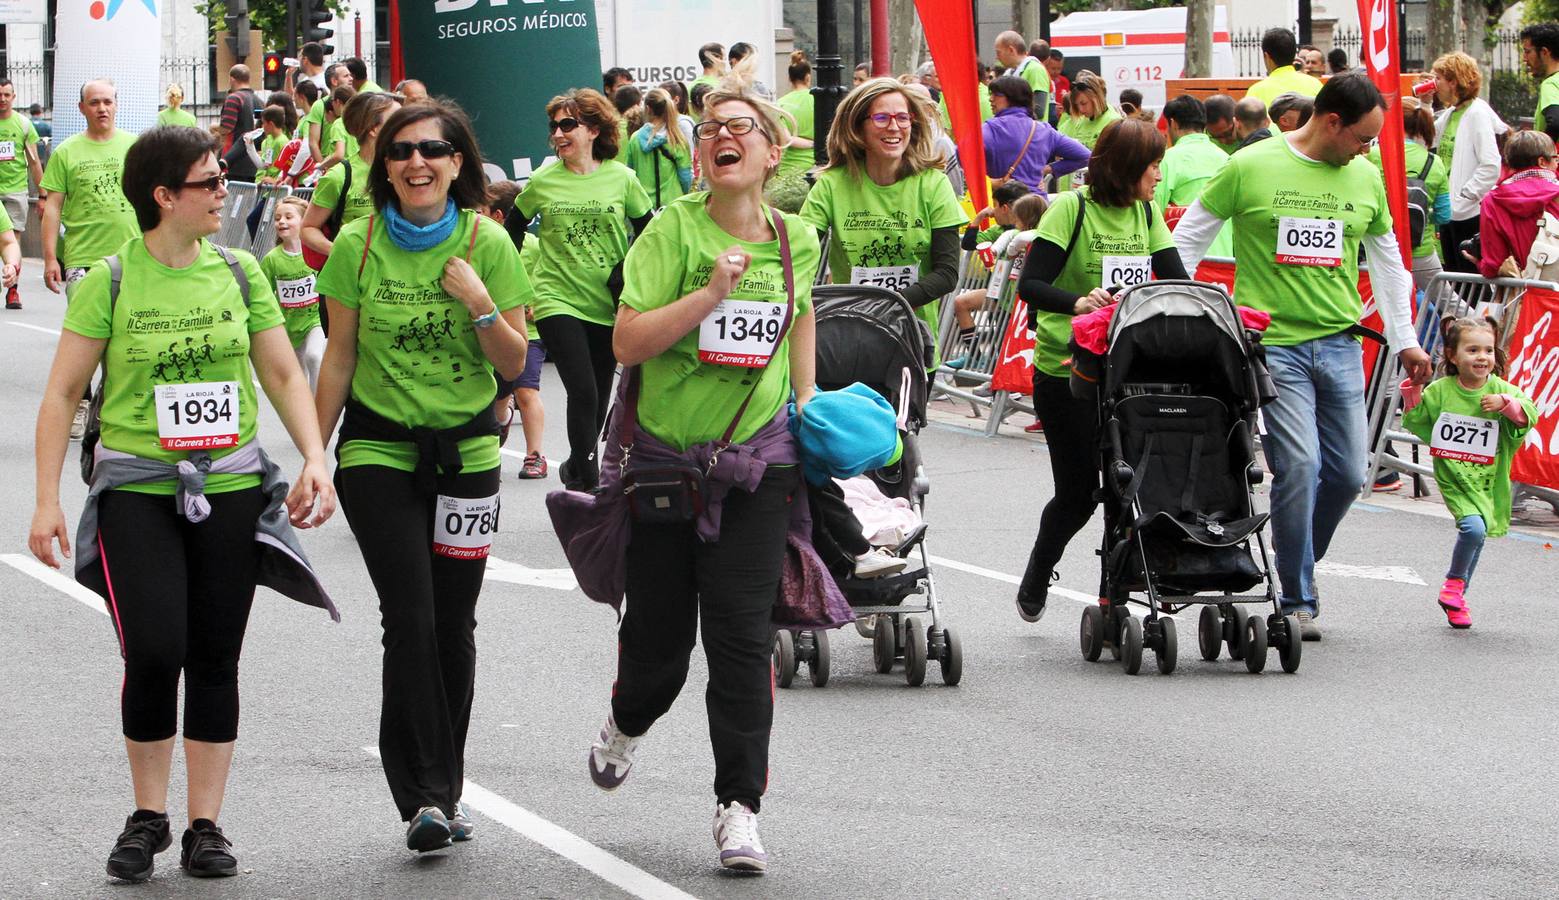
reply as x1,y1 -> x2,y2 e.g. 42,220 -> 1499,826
472,305 -> 500,329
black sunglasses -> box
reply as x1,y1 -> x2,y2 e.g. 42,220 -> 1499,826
385,139 -> 456,162
179,174 -> 226,193
548,117 -> 581,134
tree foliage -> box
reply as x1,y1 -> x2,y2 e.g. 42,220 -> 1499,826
197,0 -> 351,51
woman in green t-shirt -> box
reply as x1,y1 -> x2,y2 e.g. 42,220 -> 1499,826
1057,71 -> 1120,192
776,50 -> 817,177
588,83 -> 820,874
1429,51 -> 1502,274
799,77 -> 967,362
514,89 -> 653,492
624,87 -> 694,209
156,84 -> 197,129
302,91 -> 399,261
1013,117 -> 1187,621
313,103 -> 532,853
29,127 -> 334,882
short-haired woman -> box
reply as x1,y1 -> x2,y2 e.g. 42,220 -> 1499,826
1429,51 -> 1504,273
800,77 -> 966,363
1478,130 -> 1559,279
30,126 -> 334,881
513,89 -> 653,491
983,74 -> 1090,196
314,103 -> 533,852
1013,117 -> 1187,621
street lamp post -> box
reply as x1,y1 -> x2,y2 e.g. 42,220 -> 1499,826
814,0 -> 846,168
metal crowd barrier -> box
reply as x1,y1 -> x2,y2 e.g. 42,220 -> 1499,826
210,182 -> 304,258
930,242 -> 1036,436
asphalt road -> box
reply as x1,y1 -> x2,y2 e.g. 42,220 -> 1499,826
1,266 -> 1556,899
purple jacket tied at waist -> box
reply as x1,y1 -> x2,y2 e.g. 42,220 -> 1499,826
982,107 -> 1090,195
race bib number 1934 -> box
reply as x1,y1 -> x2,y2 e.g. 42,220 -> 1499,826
154,381 -> 240,450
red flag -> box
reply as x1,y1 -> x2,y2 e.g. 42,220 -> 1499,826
1358,0 -> 1412,268
914,0 -> 989,212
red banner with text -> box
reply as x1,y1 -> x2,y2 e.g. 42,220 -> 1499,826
1506,287 -> 1559,491
914,0 -> 990,212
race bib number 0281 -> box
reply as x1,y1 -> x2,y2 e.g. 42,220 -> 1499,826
276,275 -> 318,309
850,264 -> 919,293
1275,217 -> 1344,267
1101,255 -> 1150,289
154,381 -> 240,450
433,494 -> 500,559
1430,412 -> 1497,465
698,299 -> 784,367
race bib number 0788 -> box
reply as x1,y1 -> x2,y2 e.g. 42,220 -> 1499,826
433,494 -> 500,559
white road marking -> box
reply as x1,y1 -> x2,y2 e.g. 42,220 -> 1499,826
6,321 -> 61,337
1314,560 -> 1426,586
926,554 -> 1096,604
362,747 -> 698,900
486,554 -> 578,592
1,552 -> 108,615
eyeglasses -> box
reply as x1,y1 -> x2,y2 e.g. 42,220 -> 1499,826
548,117 -> 581,134
179,174 -> 226,193
1343,125 -> 1379,148
867,112 -> 913,129
385,139 -> 456,161
694,116 -> 758,140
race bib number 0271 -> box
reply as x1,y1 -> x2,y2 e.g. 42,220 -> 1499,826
154,381 -> 240,450
433,494 -> 501,559
1429,412 -> 1497,465
698,299 -> 784,367
1275,217 -> 1344,267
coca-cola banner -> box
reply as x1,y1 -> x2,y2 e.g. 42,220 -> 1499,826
1506,287 -> 1559,491
990,308 -> 1034,394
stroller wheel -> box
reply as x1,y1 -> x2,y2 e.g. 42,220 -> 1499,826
872,616 -> 897,674
808,629 -> 832,687
854,614 -> 876,640
939,626 -> 963,686
903,617 -> 927,686
773,630 -> 797,688
1080,605 -> 1105,662
1197,606 -> 1223,661
1223,605 -> 1247,660
1154,615 -> 1178,675
1277,614 -> 1303,674
1244,614 -> 1269,674
1120,615 -> 1144,676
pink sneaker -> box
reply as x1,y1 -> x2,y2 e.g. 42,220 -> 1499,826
1438,579 -> 1472,629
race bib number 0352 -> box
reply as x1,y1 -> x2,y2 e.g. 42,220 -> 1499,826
154,381 -> 240,450
276,275 -> 318,309
433,494 -> 501,559
1275,217 -> 1344,267
850,264 -> 919,293
698,299 -> 785,367
1430,412 -> 1497,465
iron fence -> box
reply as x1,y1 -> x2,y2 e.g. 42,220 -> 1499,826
1226,26 -> 1542,79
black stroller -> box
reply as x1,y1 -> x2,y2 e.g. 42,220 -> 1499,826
1069,280 -> 1302,675
772,284 -> 962,688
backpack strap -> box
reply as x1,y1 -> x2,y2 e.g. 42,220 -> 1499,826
105,254 -> 122,312
1063,192 -> 1087,257
1418,154 -> 1435,182
358,214 -> 375,279
211,244 -> 251,306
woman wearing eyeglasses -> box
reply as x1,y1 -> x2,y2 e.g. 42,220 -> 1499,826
583,82 -> 820,874
513,89 -> 653,492
302,91 -> 401,262
314,103 -> 533,853
799,77 -> 966,364
29,126 -> 334,882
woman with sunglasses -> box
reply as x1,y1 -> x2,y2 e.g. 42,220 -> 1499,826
302,91 -> 401,262
1056,71 -> 1119,191
584,82 -> 820,874
29,126 -> 334,882
314,103 -> 532,852
513,89 -> 652,491
800,77 -> 966,364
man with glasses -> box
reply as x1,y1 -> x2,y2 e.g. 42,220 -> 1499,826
39,78 -> 139,437
1173,72 -> 1431,641
0,77 -> 42,309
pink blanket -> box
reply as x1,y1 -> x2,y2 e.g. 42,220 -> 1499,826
1070,302 -> 1272,355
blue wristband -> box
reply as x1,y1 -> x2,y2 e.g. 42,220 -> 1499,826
472,305 -> 500,329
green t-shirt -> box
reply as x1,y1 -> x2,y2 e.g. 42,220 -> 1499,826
938,83 -> 994,139
325,116 -> 358,159
624,127 -> 693,208
60,239 -> 283,496
1155,132 -> 1233,258
311,153 -> 374,226
304,97 -> 328,136
1401,375 -> 1538,536
777,88 -> 816,178
620,193 -> 820,451
1197,135 -> 1392,347
360,80 -> 384,94
257,132 -> 289,180
39,130 -> 139,269
0,113 -> 38,195
1368,139 -> 1450,259
1057,108 -> 1121,190
1245,66 -> 1324,108
1031,187 -> 1175,376
1439,104 -> 1465,170
1013,57 -> 1052,108
1212,136 -> 1242,156
515,159 -> 653,325
315,210 -> 533,473
799,166 -> 968,361
260,245 -> 321,347
156,107 -> 198,129
1537,70 -> 1559,123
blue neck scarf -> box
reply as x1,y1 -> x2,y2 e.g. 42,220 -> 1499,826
383,200 -> 459,252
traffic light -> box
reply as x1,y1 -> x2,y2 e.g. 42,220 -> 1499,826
263,52 -> 284,91
303,0 -> 335,58
225,0 -> 250,61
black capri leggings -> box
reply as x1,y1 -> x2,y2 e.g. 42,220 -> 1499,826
534,315 -> 617,489
339,463 -> 500,822
1020,373 -> 1102,598
96,487 -> 265,744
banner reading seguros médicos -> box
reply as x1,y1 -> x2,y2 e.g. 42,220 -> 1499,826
399,0 -> 602,183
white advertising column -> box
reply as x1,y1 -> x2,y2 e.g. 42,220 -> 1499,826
51,0 -> 163,139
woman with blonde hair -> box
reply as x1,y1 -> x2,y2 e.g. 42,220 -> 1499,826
1057,70 -> 1119,190
157,84 -> 197,129
800,77 -> 966,362
624,87 -> 693,208
776,50 -> 817,177
1428,51 -> 1503,273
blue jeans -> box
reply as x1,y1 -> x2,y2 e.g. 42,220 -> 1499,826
1261,335 -> 1368,615
1447,515 -> 1487,584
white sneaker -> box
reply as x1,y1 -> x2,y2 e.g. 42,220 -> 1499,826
853,549 -> 908,579
712,801 -> 767,872
70,399 -> 89,441
587,715 -> 641,790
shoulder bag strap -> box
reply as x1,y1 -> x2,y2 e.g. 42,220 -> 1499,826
357,214 -> 375,279
1003,120 -> 1040,180
467,212 -> 480,260
1063,193 -> 1087,257
212,244 -> 251,305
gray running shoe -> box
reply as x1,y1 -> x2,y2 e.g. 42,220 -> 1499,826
1296,610 -> 1321,641
70,399 -> 89,441
449,803 -> 474,842
405,806 -> 452,853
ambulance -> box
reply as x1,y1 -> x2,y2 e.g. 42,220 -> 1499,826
1049,7 -> 1236,110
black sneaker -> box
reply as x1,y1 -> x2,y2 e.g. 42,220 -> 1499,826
1015,570 -> 1057,623
180,819 -> 238,878
106,810 -> 171,883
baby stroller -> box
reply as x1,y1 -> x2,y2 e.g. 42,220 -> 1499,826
1070,280 -> 1301,675
772,284 -> 962,688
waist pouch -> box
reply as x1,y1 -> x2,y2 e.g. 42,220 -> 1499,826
623,460 -> 708,524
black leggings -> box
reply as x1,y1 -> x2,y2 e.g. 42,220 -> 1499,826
534,315 -> 617,489
339,463 -> 500,822
97,487 -> 264,744
613,465 -> 797,813
1020,373 -> 1101,598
